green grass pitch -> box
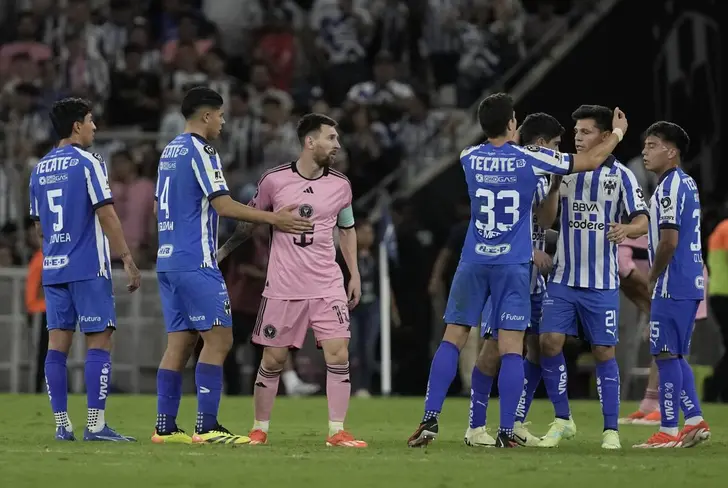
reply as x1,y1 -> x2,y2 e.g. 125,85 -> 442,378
0,395 -> 725,488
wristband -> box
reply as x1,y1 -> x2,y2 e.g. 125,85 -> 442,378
613,128 -> 624,142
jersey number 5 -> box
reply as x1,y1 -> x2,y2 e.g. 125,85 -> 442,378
47,188 -> 64,232
475,188 -> 520,233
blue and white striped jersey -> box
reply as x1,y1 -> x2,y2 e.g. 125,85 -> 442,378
531,176 -> 549,294
29,144 -> 113,285
459,142 -> 573,266
647,167 -> 704,300
155,133 -> 230,272
551,156 -> 648,289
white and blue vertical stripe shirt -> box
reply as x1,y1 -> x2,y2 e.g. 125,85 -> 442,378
155,133 -> 230,272
647,167 -> 704,300
551,155 -> 648,289
531,176 -> 549,295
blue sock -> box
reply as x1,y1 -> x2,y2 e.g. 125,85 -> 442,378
45,349 -> 68,414
498,353 -> 524,435
195,362 -> 223,433
469,366 -> 494,429
156,369 -> 183,433
595,358 -> 620,431
678,357 -> 702,420
656,357 -> 682,428
541,353 -> 571,419
516,359 -> 542,422
422,341 -> 460,423
85,349 -> 111,411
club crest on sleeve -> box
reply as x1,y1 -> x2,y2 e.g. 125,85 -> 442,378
203,144 -> 216,155
661,196 -> 671,208
525,145 -> 540,152
92,152 -> 104,161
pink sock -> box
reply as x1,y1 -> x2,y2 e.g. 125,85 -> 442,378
254,367 -> 281,421
639,388 -> 659,413
326,363 -> 351,422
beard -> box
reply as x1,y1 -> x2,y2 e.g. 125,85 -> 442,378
315,151 -> 336,167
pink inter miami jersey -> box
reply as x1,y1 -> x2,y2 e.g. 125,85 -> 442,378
618,236 -> 708,320
249,162 -> 351,300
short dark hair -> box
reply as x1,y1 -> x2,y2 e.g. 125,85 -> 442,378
296,113 -> 337,144
49,97 -> 92,139
180,86 -> 223,119
519,113 -> 564,146
477,93 -> 514,138
571,104 -> 612,131
643,121 -> 690,155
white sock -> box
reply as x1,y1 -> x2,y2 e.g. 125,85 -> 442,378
282,370 -> 301,390
87,408 -> 105,433
328,421 -> 344,437
685,415 -> 704,426
660,426 -> 679,436
54,411 -> 72,431
253,420 -> 270,433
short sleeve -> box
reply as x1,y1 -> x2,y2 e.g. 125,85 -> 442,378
154,167 -> 160,201
29,177 -> 40,221
618,245 -> 635,279
249,173 -> 273,211
619,167 -> 649,221
515,145 -> 573,176
83,152 -> 113,209
534,176 -> 549,207
190,139 -> 230,200
658,174 -> 682,230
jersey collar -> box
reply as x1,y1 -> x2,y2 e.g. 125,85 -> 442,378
188,132 -> 210,144
290,161 -> 329,180
658,166 -> 678,184
602,155 -> 616,167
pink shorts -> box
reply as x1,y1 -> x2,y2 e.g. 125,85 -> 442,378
252,296 -> 351,349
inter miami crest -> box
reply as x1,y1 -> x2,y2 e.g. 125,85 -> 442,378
294,204 -> 315,248
263,325 -> 277,339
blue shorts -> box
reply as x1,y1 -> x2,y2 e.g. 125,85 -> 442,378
649,297 -> 699,356
44,277 -> 116,333
444,261 -> 530,332
482,291 -> 544,339
540,282 -> 619,346
158,267 -> 233,333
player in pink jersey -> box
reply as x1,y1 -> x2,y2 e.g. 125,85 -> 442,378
217,113 -> 366,447
617,236 -> 709,425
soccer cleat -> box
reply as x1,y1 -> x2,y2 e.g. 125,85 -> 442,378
191,424 -> 251,445
619,409 -> 651,425
151,428 -> 193,444
83,425 -> 136,442
289,381 -> 321,396
635,410 -> 661,425
464,426 -> 495,447
679,420 -> 711,448
495,432 -> 519,448
407,419 -> 438,447
538,417 -> 577,447
55,426 -> 75,441
601,429 -> 621,449
248,429 -> 268,445
633,431 -> 681,448
326,430 -> 367,448
514,421 -> 541,447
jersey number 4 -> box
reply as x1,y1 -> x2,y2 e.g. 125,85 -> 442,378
159,176 -> 172,219
475,188 -> 520,233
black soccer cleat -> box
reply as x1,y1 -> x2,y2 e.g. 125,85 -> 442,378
407,419 -> 439,447
495,432 -> 519,448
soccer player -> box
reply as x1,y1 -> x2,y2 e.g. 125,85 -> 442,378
29,98 -> 140,441
465,112 -> 564,447
151,87 -> 312,445
634,121 -> 710,448
218,113 -> 366,447
538,105 -> 649,450
407,93 -> 629,448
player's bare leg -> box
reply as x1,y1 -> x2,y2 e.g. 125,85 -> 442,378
408,324 -> 472,447
321,338 -> 367,447
191,326 -> 250,444
592,345 -> 621,449
152,331 -> 199,443
620,360 -> 660,425
46,329 -> 75,440
464,338 -> 498,447
538,332 -> 577,447
249,346 -> 289,445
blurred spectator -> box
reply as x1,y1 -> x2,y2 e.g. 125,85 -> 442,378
219,87 -> 263,180
108,44 -> 162,129
1,52 -> 40,100
523,0 -> 566,48
57,31 -> 109,110
46,0 -> 103,58
246,61 -> 292,118
115,19 -> 162,73
98,0 -> 135,62
254,8 -> 301,93
203,48 -> 234,108
0,240 -> 14,267
0,11 -> 52,78
162,12 -> 214,65
25,225 -> 47,393
259,94 -> 299,174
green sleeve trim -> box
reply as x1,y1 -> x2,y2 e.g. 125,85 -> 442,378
337,205 -> 355,228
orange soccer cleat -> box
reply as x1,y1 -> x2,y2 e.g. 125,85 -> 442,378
619,409 -> 660,425
679,420 -> 711,448
248,429 -> 268,445
326,430 -> 367,448
633,431 -> 682,448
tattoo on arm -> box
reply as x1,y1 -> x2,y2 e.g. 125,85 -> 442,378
216,222 -> 256,263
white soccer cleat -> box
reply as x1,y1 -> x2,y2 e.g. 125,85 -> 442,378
514,421 -> 541,447
464,426 -> 496,447
537,417 -> 577,448
289,381 -> 321,396
601,429 -> 621,449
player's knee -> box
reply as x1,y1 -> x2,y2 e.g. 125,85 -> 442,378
592,345 -> 615,362
261,347 -> 288,371
525,336 -> 540,363
654,351 -> 677,360
321,338 -> 349,365
85,328 -> 113,351
539,333 -> 564,357
476,339 -> 499,376
498,330 -> 524,356
442,324 -> 471,349
200,326 -> 233,356
48,329 -> 73,354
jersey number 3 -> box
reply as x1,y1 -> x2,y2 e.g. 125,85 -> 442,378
475,188 -> 520,233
